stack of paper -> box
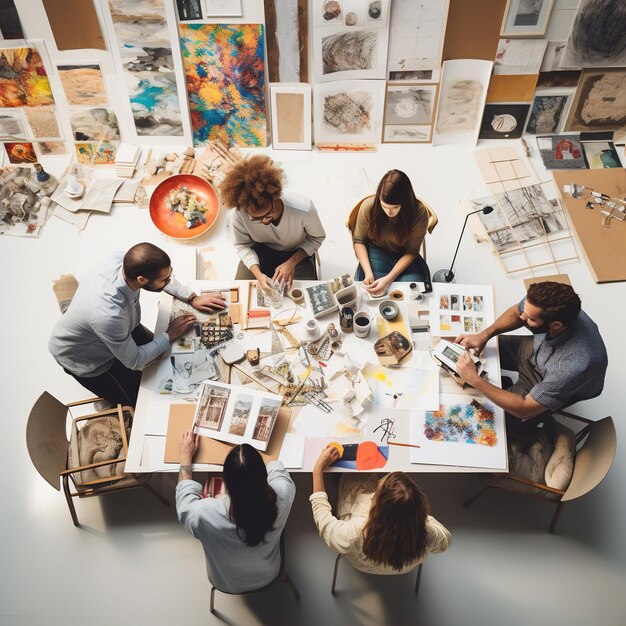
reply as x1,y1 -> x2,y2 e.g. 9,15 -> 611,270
114,143 -> 141,178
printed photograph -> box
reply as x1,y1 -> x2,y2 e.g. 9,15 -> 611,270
450,295 -> 460,310
464,317 -> 475,332
439,294 -> 449,310
253,398 -> 282,442
195,382 -> 231,430
228,394 -> 253,436
473,295 -> 484,312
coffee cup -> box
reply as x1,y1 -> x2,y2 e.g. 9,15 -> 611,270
353,310 -> 372,338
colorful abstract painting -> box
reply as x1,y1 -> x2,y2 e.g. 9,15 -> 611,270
424,399 -> 498,447
179,23 -> 267,146
75,142 -> 118,165
4,141 -> 37,164
108,0 -> 183,136
0,47 -> 54,108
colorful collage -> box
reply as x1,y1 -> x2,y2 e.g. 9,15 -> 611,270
437,293 -> 485,335
423,399 -> 497,447
179,23 -> 266,146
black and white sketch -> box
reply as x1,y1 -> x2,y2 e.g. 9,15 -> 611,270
525,94 -> 570,134
479,104 -> 529,140
495,38 -> 548,75
389,70 -> 433,81
472,184 -> 568,253
383,83 -> 436,142
176,0 -> 202,20
322,29 -> 378,74
561,0 -> 626,68
540,41 -> 567,72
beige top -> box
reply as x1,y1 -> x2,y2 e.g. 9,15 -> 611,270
352,195 -> 429,256
309,474 -> 451,575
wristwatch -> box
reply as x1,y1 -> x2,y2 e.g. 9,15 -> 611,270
186,291 -> 197,305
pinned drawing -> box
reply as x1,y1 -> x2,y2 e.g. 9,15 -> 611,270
179,23 -> 267,147
387,0 -> 448,81
563,68 -> 626,133
479,103 -> 529,139
36,141 -> 67,156
0,46 -> 54,108
525,94 -> 571,135
108,0 -> 184,137
383,83 -> 437,143
432,59 -> 492,146
561,0 -> 626,68
314,80 -> 385,144
270,83 -> 312,150
537,135 -> 586,170
57,64 -> 108,106
69,108 -> 120,142
494,39 -> 547,75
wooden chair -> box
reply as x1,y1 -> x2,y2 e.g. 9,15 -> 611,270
26,391 -> 168,527
331,553 -> 423,595
209,530 -> 300,614
463,412 -> 616,533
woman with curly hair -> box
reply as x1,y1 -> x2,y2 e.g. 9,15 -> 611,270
310,446 -> 450,574
220,155 -> 326,289
176,434 -> 296,592
350,169 -> 437,296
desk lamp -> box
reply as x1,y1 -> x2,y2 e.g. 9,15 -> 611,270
433,206 -> 494,283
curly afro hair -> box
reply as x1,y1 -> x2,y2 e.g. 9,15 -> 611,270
218,155 -> 284,214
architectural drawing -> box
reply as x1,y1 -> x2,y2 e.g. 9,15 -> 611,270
387,0 -> 448,80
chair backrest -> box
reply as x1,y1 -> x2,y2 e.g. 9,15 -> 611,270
562,416 -> 616,502
26,392 -> 70,491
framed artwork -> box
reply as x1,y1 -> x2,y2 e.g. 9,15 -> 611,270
581,141 -> 622,169
382,83 -> 438,143
479,103 -> 530,139
176,0 -> 202,20
536,135 -> 587,170
270,83 -> 312,150
524,92 -> 572,135
563,68 -> 626,133
500,0 -> 554,37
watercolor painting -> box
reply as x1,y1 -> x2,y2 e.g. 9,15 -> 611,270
179,23 -> 267,146
581,141 -> 621,169
75,142 -> 118,165
387,0 -> 447,79
525,94 -> 570,134
4,141 -> 37,164
228,394 -> 253,435
108,0 -> 183,136
57,64 -> 108,106
253,397 -> 282,442
69,108 -> 120,141
561,0 -> 626,68
0,47 -> 54,108
564,68 -> 626,133
424,399 -> 497,446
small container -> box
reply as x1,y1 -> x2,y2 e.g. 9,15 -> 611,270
339,305 -> 354,332
304,318 -> 322,340
379,300 -> 399,320
409,282 -> 424,303
353,310 -> 372,338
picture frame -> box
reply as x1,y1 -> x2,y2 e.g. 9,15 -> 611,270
382,83 -> 438,143
500,0 -> 554,38
270,83 -> 312,150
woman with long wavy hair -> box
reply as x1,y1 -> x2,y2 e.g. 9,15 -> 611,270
176,434 -> 296,592
350,169 -> 437,297
310,446 -> 450,573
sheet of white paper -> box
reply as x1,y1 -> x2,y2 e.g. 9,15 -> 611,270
292,404 -> 364,438
52,203 -> 91,231
278,432 -> 306,469
140,435 -> 169,471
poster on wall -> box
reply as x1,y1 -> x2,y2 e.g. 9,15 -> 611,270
108,0 -> 184,137
0,46 -> 55,108
179,23 -> 267,147
432,59 -> 493,146
387,0 -> 448,82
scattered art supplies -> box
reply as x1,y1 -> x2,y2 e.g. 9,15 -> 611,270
193,380 -> 283,452
114,143 -> 141,178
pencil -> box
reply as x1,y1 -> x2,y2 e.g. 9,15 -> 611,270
388,441 -> 421,449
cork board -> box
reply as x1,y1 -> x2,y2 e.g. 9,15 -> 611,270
442,0 -> 507,62
486,74 -> 539,103
42,0 -> 105,51
552,169 -> 626,283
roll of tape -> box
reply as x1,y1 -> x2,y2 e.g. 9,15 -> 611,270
304,318 -> 321,340
289,287 -> 305,305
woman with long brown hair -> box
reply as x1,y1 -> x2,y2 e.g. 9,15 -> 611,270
310,446 -> 450,573
350,169 -> 437,296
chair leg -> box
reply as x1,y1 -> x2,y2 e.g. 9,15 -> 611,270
210,586 -> 217,614
284,574 -> 300,602
62,475 -> 80,527
142,481 -> 170,507
549,502 -> 565,534
331,554 -> 342,595
463,486 -> 491,508
414,563 -> 423,595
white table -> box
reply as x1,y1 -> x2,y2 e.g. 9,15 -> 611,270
125,280 -> 507,473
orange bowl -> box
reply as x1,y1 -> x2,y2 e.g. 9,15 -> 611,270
149,174 -> 219,239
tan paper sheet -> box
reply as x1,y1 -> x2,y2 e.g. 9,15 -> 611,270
164,404 -> 292,465
486,74 -> 539,103
552,169 -> 626,283
42,0 -> 105,51
275,92 -> 305,143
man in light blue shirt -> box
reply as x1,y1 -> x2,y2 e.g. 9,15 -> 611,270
49,242 -> 225,406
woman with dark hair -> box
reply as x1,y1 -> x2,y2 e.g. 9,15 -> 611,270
176,432 -> 295,592
310,446 -> 450,573
349,169 -> 437,296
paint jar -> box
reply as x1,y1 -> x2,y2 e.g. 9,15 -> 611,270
353,310 -> 372,338
379,300 -> 399,321
304,318 -> 321,341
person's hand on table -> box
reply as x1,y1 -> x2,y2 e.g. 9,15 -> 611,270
166,314 -> 196,342
191,292 -> 226,312
455,330 -> 489,355
179,429 -> 200,465
364,275 -> 392,297
457,352 -> 480,385
272,259 -> 296,286
314,445 -> 341,473
361,270 -> 375,289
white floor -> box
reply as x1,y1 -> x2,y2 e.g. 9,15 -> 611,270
1,143 -> 625,626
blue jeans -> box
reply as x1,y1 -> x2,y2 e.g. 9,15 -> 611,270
355,244 -> 429,282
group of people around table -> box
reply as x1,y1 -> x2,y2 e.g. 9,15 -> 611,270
48,155 -> 608,594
